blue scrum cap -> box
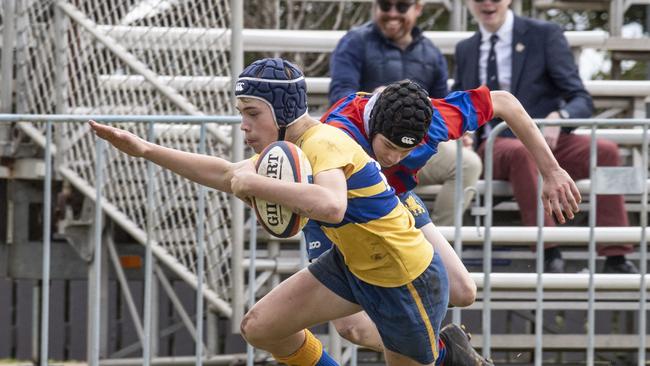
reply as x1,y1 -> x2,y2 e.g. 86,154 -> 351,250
235,58 -> 308,128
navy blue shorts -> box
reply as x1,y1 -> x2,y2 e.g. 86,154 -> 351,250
308,247 -> 449,364
304,190 -> 431,261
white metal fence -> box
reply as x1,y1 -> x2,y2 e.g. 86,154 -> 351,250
1,115 -> 649,366
0,114 -> 243,366
9,0 -> 232,116
3,0 -> 240,315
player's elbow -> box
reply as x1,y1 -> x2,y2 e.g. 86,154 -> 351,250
452,280 -> 477,307
318,200 -> 346,224
490,91 -> 520,118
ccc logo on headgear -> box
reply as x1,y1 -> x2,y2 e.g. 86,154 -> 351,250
235,82 -> 245,92
401,136 -> 416,145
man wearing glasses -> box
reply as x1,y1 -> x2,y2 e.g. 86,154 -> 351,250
453,0 -> 637,274
329,0 -> 448,104
329,0 -> 484,230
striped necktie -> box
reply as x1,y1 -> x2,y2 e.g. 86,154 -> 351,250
486,33 -> 500,91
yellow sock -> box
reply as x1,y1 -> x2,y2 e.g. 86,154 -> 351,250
273,329 -> 323,366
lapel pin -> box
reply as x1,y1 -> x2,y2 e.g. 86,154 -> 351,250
516,42 -> 525,52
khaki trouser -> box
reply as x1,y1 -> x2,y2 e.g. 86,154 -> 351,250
417,140 -> 482,225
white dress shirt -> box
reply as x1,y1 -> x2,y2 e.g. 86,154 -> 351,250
478,10 -> 514,92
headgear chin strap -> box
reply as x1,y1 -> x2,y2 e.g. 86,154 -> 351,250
234,58 -> 308,140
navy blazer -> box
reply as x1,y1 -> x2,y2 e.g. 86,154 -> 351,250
452,15 -> 593,136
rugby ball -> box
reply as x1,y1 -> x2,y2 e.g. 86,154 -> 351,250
253,141 -> 313,238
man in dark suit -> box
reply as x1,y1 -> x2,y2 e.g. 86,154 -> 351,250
453,0 -> 636,273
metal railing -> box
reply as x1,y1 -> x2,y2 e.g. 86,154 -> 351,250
2,115 -> 650,365
0,114 -> 244,366
480,118 -> 649,365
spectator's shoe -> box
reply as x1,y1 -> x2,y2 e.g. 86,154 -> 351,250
440,323 -> 494,366
603,259 -> 639,274
543,257 -> 565,273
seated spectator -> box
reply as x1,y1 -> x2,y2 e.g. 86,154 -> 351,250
453,0 -> 637,273
329,0 -> 482,225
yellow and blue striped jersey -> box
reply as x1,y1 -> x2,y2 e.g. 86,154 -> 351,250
296,123 -> 433,287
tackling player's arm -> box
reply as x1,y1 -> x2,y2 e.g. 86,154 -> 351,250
231,160 -> 348,224
89,120 -> 236,193
490,91 -> 582,223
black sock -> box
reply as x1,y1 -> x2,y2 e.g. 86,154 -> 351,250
544,247 -> 562,261
606,255 -> 625,266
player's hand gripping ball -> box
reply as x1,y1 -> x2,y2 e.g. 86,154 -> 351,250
253,141 -> 312,238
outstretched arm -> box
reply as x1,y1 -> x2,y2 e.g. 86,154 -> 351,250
490,91 -> 582,223
89,120 -> 237,193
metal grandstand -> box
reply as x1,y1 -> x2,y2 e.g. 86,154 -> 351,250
1,0 -> 650,365
8,0 -> 237,309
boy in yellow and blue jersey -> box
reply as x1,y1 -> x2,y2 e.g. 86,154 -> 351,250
92,57 -> 448,365
91,57 -> 581,366
237,58 -> 447,365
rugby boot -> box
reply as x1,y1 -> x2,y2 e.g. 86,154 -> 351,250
440,323 -> 494,366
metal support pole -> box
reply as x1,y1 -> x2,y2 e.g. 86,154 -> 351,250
53,3 -> 68,170
195,123 -> 207,365
246,216 -> 257,366
53,4 -> 68,115
450,0 -> 463,31
13,0 -> 28,114
0,0 -> 16,115
534,167 -> 544,366
274,0 -> 281,58
89,138 -> 105,366
143,122 -> 156,366
39,121 -> 53,366
155,266 -> 203,345
461,5 -> 468,31
586,126 -> 598,365
638,120 -> 649,366
32,285 -> 40,363
106,236 -> 145,343
268,241 -> 281,288
230,0 -> 245,335
647,6 -> 650,81
299,233 -> 308,269
329,323 -> 342,363
610,0 -> 624,36
452,139 -> 464,324
482,123 -> 508,358
206,310 -> 219,356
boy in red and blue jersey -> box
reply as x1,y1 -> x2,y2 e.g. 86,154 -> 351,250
305,80 -> 580,365
323,85 -> 492,195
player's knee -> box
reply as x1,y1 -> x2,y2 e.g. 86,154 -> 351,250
334,321 -> 362,344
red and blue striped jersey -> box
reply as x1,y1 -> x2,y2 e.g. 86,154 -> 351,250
321,86 -> 493,195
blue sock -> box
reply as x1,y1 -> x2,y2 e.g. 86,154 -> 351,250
315,349 -> 339,366
435,338 -> 447,365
